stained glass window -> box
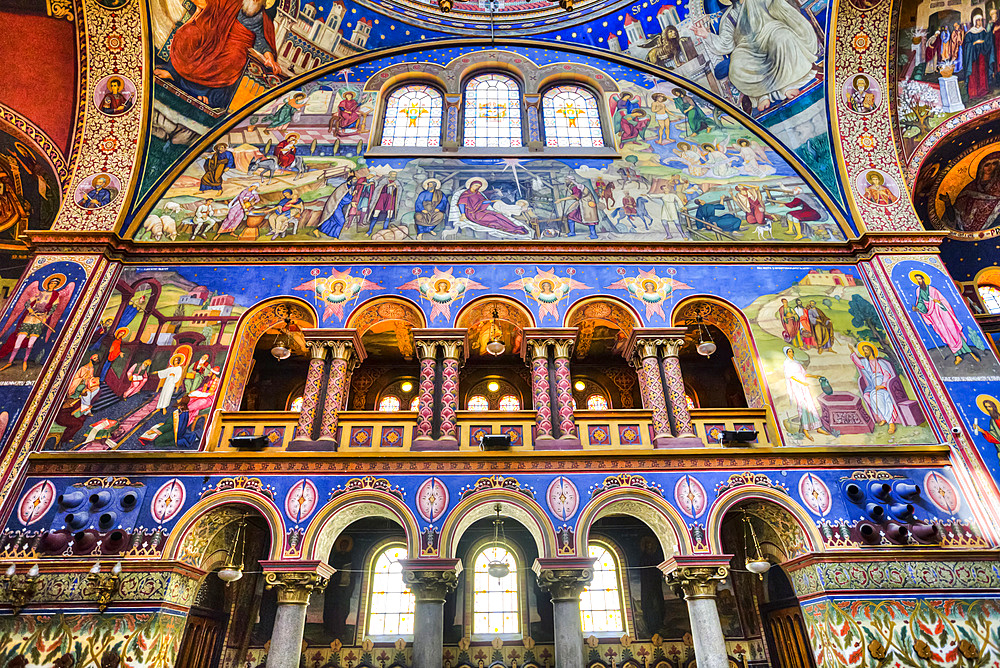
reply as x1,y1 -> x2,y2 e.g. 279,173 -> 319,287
542,85 -> 604,148
580,544 -> 625,634
473,546 -> 519,635
410,397 -> 420,411
586,394 -> 609,410
379,396 -> 401,412
685,394 -> 697,411
381,84 -> 443,147
980,285 -> 1000,314
464,74 -> 523,148
498,395 -> 520,411
289,396 -> 304,412
468,395 -> 489,411
367,545 -> 415,636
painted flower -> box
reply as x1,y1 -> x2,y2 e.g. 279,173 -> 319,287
853,33 -> 870,52
959,639 -> 979,659
914,640 -> 932,659
867,639 -> 887,660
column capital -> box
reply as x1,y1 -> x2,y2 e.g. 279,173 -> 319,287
661,336 -> 687,359
659,556 -> 731,600
412,328 -> 469,363
303,328 -> 367,365
399,558 -> 463,603
532,558 -> 595,601
520,328 -> 578,360
261,560 -> 335,605
306,339 -> 329,360
624,327 -> 688,362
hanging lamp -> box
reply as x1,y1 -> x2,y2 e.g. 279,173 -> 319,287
486,306 -> 506,356
218,515 -> 248,584
695,317 -> 717,358
271,317 -> 293,360
742,511 -> 770,579
487,503 -> 510,580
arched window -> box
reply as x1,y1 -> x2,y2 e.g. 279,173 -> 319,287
379,396 -> 401,412
586,394 -> 609,410
542,85 -> 604,147
464,73 -> 523,148
289,396 -> 304,412
381,84 -> 444,147
473,545 -> 519,635
409,396 -> 419,411
367,544 -> 415,636
580,544 -> 625,634
498,394 -> 521,411
468,395 -> 489,411
980,285 -> 1000,314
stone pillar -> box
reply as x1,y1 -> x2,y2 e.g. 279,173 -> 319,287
533,558 -> 594,668
632,340 -> 672,443
661,335 -> 701,445
551,338 -> 578,443
262,563 -> 333,668
523,329 -> 580,449
661,557 -> 730,668
399,559 -> 462,668
414,340 -> 438,442
438,339 -> 463,444
319,341 -> 358,441
524,338 -> 554,441
290,329 -> 365,451
296,341 -> 327,440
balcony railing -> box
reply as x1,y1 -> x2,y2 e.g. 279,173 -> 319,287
207,407 -> 775,452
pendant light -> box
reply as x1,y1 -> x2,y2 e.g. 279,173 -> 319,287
696,317 -> 716,358
271,317 -> 292,360
487,503 -> 510,580
486,307 -> 505,356
218,515 -> 248,584
743,511 -> 770,579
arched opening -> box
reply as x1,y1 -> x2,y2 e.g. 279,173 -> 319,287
976,268 -> 1000,315
564,297 -> 642,410
717,500 -> 816,668
672,298 -> 767,409
174,505 -> 274,668
455,296 -> 534,412
216,298 -> 318,414
345,297 -> 426,410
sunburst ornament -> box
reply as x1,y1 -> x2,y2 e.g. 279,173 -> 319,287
503,268 -> 589,321
294,268 -> 381,322
400,267 -> 487,322
607,268 -> 692,320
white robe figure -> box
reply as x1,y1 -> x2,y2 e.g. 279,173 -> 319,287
783,348 -> 821,431
156,364 -> 184,410
699,0 -> 818,108
851,352 -> 901,425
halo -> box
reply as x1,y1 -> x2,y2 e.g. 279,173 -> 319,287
107,75 -> 124,88
465,177 -> 488,190
172,344 -> 193,367
856,341 -> 878,357
42,273 -> 66,291
852,73 -> 868,88
968,149 -> 1000,181
866,170 -> 883,185
115,327 -> 130,338
92,174 -> 111,187
343,90 -> 356,98
423,178 -> 441,190
286,132 -> 300,142
908,269 -> 930,285
977,394 -> 1000,413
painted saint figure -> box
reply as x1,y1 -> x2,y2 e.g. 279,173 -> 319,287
846,75 -> 876,113
367,172 -> 400,236
962,12 -> 994,100
154,354 -> 186,414
215,183 -> 261,239
414,178 -> 449,239
862,171 -> 897,206
200,143 -> 235,192
123,359 -> 152,399
940,151 -> 1000,232
782,346 -> 830,441
910,270 -> 981,365
975,394 -> 1000,446
79,175 -> 117,209
851,342 -> 901,433
99,76 -> 134,115
457,177 -> 529,236
555,177 -> 599,239
0,273 -> 67,371
273,133 -> 300,170
250,92 -> 307,132
330,91 -> 363,135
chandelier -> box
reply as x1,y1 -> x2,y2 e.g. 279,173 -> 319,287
695,317 -> 716,358
218,515 -> 248,584
742,511 -> 770,578
271,317 -> 293,360
487,503 -> 510,579
486,306 -> 505,356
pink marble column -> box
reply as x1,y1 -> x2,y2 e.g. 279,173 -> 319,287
318,343 -> 354,441
438,342 -> 462,443
296,343 -> 327,440
552,340 -> 577,440
528,341 -> 554,440
414,341 -> 437,442
661,339 -> 696,439
635,344 -> 672,441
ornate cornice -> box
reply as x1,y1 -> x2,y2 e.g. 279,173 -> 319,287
261,561 -> 334,605
399,558 -> 462,603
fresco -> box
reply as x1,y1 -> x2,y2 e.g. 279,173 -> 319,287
895,0 -> 1000,159
44,262 -> 937,452
134,48 -> 845,245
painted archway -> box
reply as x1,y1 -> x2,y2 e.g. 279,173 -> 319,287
439,486 -> 556,559
575,486 -> 692,558
302,488 -> 421,563
456,295 -> 535,358
347,296 -> 427,361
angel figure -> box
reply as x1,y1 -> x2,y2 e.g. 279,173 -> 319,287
701,139 -> 737,178
610,92 -> 650,146
0,271 -> 74,372
732,138 -> 775,177
502,269 -> 590,322
293,269 -> 380,322
673,142 -> 709,176
400,268 -> 488,322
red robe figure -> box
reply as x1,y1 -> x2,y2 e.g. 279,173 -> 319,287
0,273 -> 72,372
154,0 -> 279,108
330,91 -> 362,134
367,173 -> 400,236
273,133 -> 299,169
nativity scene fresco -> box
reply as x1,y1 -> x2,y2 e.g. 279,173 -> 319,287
133,48 -> 846,245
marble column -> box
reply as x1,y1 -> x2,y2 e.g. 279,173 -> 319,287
633,341 -> 673,443
296,341 -> 327,440
264,571 -> 330,668
414,340 -> 438,442
527,340 -> 554,441
399,559 -> 461,668
533,559 -> 594,668
662,560 -> 730,668
318,342 -> 356,441
438,339 -> 463,444
551,339 -> 579,445
661,337 -> 700,442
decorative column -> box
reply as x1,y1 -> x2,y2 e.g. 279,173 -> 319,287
661,329 -> 701,445
443,95 -> 461,150
524,94 -> 543,151
399,559 -> 462,668
551,337 -> 580,445
411,329 -> 467,451
521,333 -> 554,442
319,335 -> 365,442
414,340 -> 438,442
290,329 -> 365,451
627,334 -> 673,445
533,558 -> 594,668
661,557 -> 731,668
262,562 -> 334,668
296,339 -> 328,441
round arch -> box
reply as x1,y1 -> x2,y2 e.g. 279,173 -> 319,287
575,488 -> 692,558
302,490 -> 421,563
161,490 -> 286,565
214,296 -> 318,415
704,487 -> 824,558
439,489 -> 556,559
565,295 -> 643,330
347,295 -> 427,361
456,295 -> 535,358
670,295 -> 771,411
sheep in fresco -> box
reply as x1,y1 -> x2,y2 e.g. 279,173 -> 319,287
159,215 -> 177,240
163,201 -> 182,215
141,214 -> 178,241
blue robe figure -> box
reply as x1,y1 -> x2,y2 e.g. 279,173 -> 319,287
81,187 -> 113,209
414,185 -> 449,236
317,189 -> 354,239
694,200 -> 742,232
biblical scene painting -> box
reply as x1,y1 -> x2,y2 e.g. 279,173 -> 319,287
0,121 -> 61,255
133,50 -> 845,245
743,269 -> 936,446
42,268 -> 248,452
896,0 -> 1000,158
